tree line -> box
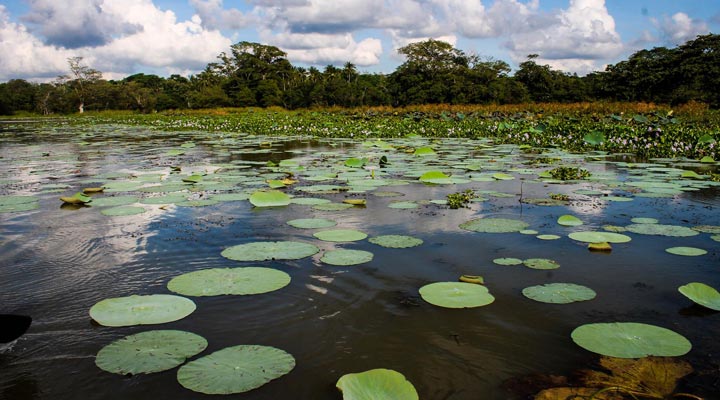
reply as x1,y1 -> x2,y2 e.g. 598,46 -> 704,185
1,34 -> 718,115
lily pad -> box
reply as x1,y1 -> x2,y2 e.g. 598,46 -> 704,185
96,330 -> 207,375
321,249 -> 374,266
418,282 -> 495,308
388,201 -> 418,209
665,247 -> 707,256
336,368 -> 419,400
89,294 -> 196,327
523,258 -> 560,270
221,241 -> 319,262
368,235 -> 423,248
493,257 -> 523,266
522,283 -> 596,304
314,229 -> 368,242
571,322 -> 692,358
287,218 -> 337,229
249,190 -> 291,207
678,282 -> 720,311
625,224 -> 699,237
568,231 -> 632,243
167,267 -> 291,296
460,218 -> 529,233
290,197 -> 331,205
177,345 -> 295,395
557,215 -> 583,227
100,206 -> 146,216
313,203 -> 354,211
419,171 -> 453,184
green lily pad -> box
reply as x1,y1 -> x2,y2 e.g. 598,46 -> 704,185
523,258 -> 560,270
321,249 -> 374,266
625,224 -> 700,237
460,218 -> 529,233
414,147 -> 436,156
167,267 -> 291,296
96,330 -> 207,375
289,197 -> 331,205
89,294 -> 196,327
314,229 -> 368,242
419,171 -> 453,184
678,282 -> 720,311
100,206 -> 146,216
249,190 -> 291,207
176,199 -> 220,207
571,322 -> 692,358
522,283 -> 596,304
336,368 -> 419,400
287,218 -> 337,229
419,282 -> 495,308
665,247 -> 707,256
141,194 -> 189,204
557,215 -> 583,227
631,217 -> 659,224
0,198 -> 40,213
177,345 -> 295,395
388,201 -> 419,209
368,235 -> 423,248
537,234 -> 561,240
313,203 -> 354,211
568,231 -> 632,243
210,193 -> 250,202
493,257 -> 523,266
221,241 -> 319,262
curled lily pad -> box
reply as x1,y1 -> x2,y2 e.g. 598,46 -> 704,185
523,258 -> 560,270
89,294 -> 196,327
221,241 -> 319,262
571,322 -> 692,358
557,215 -> 583,227
368,235 -> 423,248
336,368 -> 419,400
96,330 -> 207,375
568,231 -> 632,243
249,190 -> 291,207
419,282 -> 495,308
287,218 -> 337,229
100,206 -> 146,216
665,247 -> 707,256
177,345 -> 295,395
167,267 -> 291,296
626,224 -> 699,237
522,283 -> 596,304
321,249 -> 374,266
493,258 -> 523,266
460,218 -> 529,233
678,282 -> 720,311
314,229 -> 368,242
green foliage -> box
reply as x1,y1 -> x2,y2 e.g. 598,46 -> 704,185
446,189 -> 475,209
548,166 -> 591,180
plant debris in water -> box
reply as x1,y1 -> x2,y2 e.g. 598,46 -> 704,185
446,189 -> 475,209
548,166 -> 591,180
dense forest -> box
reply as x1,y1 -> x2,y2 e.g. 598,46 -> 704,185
0,33 -> 718,115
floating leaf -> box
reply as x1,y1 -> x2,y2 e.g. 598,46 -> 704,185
177,345 -> 295,395
287,218 -> 337,229
176,199 -> 220,207
631,217 -> 658,224
625,223 -> 699,237
413,147 -> 436,156
60,192 -> 92,204
222,241 -> 319,262
568,231 -> 632,243
493,257 -> 523,266
523,258 -> 560,270
419,282 -> 495,308
557,215 -> 583,227
83,187 -> 104,194
583,131 -> 605,146
168,267 -> 291,296
0,196 -> 39,213
290,197 -> 331,205
345,158 -> 367,168
492,173 -> 514,181
419,171 -> 453,184
313,203 -> 354,211
100,206 -> 146,216
321,249 -> 374,266
182,174 -> 203,184
522,283 -> 596,304
343,199 -> 367,206
336,368 -> 419,400
388,201 -> 418,209
665,247 -> 707,256
249,190 -> 291,207
90,196 -> 138,207
96,330 -> 207,375
588,242 -> 612,252
678,282 -> 720,311
536,234 -> 561,240
368,235 -> 423,248
460,218 -> 529,233
89,294 -> 196,327
459,275 -> 484,285
314,229 -> 367,242
571,322 -> 692,358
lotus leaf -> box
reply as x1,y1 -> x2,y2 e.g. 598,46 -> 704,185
314,229 -> 368,242
0,196 -> 39,213
520,229 -> 539,235
665,247 -> 707,256
419,282 -> 495,308
177,345 -> 295,395
182,174 -> 203,184
419,171 -> 453,184
388,201 -> 418,209
249,190 -> 291,207
368,235 -> 423,248
522,283 -> 596,304
414,147 -> 436,156
493,258 -> 523,266
557,215 -> 583,227
100,206 -> 146,216
141,194 -> 189,204
313,203 -> 354,211
523,258 -> 560,270
678,282 -> 720,311
287,218 -> 337,229
321,249 -> 374,266
336,368 -> 419,400
568,231 -> 632,243
492,173 -> 514,181
222,241 -> 319,261
90,196 -> 138,207
631,217 -> 659,224
460,218 -> 529,233
571,322 -> 692,358
692,225 -> 720,234
210,193 -> 250,202
89,294 -> 196,327
60,192 -> 92,204
176,199 -> 220,207
290,197 -> 331,205
626,223 -> 699,237
96,330 -> 207,375
345,158 -> 367,168
536,234 -> 561,240
168,267 -> 291,296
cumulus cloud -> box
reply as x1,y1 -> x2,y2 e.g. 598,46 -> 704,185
189,0 -> 250,30
653,12 -> 709,45
260,28 -> 382,66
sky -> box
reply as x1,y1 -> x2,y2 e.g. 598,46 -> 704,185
0,0 -> 718,82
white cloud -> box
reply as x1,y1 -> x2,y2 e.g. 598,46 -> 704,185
654,12 -> 709,45
260,28 -> 383,66
189,0 -> 250,30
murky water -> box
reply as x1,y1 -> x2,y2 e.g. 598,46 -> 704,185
1,123 -> 719,399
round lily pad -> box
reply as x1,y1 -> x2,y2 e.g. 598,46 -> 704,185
168,267 -> 291,296
177,345 -> 295,395
141,194 -> 189,204
568,231 -> 632,243
493,257 -> 523,266
368,235 -> 423,248
287,218 -> 337,229
678,282 -> 720,311
557,215 -> 583,227
418,282 -> 495,308
571,322 -> 692,358
522,283 -> 596,304
314,229 -> 368,242
459,218 -> 529,233
96,330 -> 207,375
523,258 -> 560,270
249,190 -> 291,207
626,223 -> 700,237
222,241 -> 319,262
89,294 -> 196,327
289,197 -> 331,205
313,203 -> 354,211
631,217 -> 659,224
176,199 -> 220,207
388,201 -> 418,209
321,249 -> 374,266
211,193 -> 250,202
665,247 -> 707,256
90,196 -> 138,207
336,368 -> 419,400
100,206 -> 146,216
537,234 -> 561,240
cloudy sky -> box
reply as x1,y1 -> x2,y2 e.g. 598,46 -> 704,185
1,0 -> 718,81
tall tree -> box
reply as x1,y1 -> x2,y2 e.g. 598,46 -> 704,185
57,57 -> 102,113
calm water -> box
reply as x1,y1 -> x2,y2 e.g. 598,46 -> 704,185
1,123 -> 719,399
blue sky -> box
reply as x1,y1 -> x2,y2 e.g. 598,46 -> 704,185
0,0 -> 718,81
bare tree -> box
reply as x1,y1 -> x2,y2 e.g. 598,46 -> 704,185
57,57 -> 102,113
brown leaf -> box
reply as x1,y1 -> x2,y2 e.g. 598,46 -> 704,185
582,356 -> 693,399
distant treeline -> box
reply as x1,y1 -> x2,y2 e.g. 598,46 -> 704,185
1,34 -> 718,115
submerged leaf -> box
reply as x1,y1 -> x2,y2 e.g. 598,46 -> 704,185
336,368 -> 419,400
582,356 -> 693,399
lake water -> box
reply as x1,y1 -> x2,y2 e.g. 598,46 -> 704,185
1,123 -> 719,399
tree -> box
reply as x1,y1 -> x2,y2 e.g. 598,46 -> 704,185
57,57 -> 102,113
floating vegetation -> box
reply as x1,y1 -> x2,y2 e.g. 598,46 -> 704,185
548,166 -> 591,181
313,229 -> 368,242
460,218 -> 530,233
522,283 -> 596,304
368,235 -> 423,248
523,258 -> 560,270
89,294 -> 196,327
678,282 -> 720,311
625,223 -> 700,237
419,282 -> 495,308
167,267 -> 291,296
557,214 -> 583,227
571,322 -> 692,358
665,247 -> 707,256
249,190 -> 291,207
493,257 -> 523,266
287,218 -> 337,229
446,189 -> 475,209
336,368 -> 419,400
320,249 -> 374,266
568,231 -> 632,243
221,241 -> 319,262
